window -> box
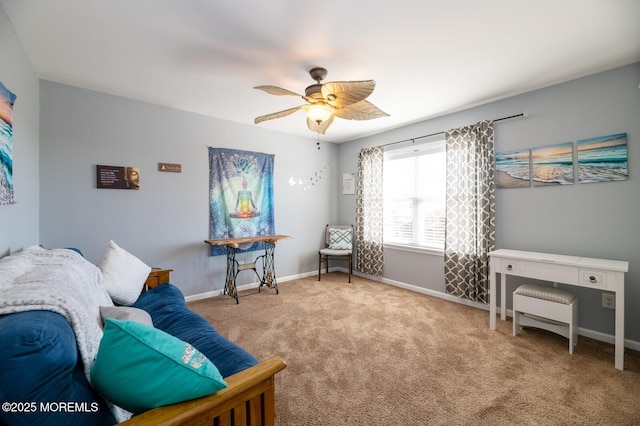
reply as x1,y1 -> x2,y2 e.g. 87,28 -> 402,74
383,139 -> 446,251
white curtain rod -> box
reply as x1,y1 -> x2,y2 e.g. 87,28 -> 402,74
383,113 -> 526,148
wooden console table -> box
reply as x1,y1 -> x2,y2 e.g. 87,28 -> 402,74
489,249 -> 628,370
205,235 -> 291,303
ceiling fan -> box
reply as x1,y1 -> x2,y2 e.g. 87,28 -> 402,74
254,67 -> 388,135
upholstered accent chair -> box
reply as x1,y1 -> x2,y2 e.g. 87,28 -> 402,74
318,224 -> 353,283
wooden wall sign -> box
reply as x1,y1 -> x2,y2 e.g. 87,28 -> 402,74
159,163 -> 181,173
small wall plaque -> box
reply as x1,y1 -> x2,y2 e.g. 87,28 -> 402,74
342,172 -> 355,194
97,165 -> 140,189
159,163 -> 181,173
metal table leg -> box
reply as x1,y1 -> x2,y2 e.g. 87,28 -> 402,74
224,245 -> 239,304
258,241 -> 279,294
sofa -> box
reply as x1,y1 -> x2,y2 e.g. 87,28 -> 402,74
0,244 -> 286,425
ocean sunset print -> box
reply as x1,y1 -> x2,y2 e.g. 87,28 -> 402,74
577,133 -> 628,183
496,149 -> 530,188
531,142 -> 574,186
0,81 -> 17,205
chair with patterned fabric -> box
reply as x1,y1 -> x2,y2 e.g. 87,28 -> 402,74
318,224 -> 353,283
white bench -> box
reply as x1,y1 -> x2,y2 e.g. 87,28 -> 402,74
513,284 -> 578,354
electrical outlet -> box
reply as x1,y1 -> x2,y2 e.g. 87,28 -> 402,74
602,293 -> 615,309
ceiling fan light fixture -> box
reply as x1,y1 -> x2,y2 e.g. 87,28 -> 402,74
305,103 -> 333,123
254,66 -> 387,135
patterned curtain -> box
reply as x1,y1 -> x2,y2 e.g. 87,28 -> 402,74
355,146 -> 384,277
444,120 -> 495,303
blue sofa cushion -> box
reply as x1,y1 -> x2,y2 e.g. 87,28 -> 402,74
133,283 -> 258,378
0,311 -> 115,426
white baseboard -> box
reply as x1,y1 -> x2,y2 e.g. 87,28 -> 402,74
184,270 -> 318,303
352,270 -> 640,352
186,268 -> 640,352
185,289 -> 223,302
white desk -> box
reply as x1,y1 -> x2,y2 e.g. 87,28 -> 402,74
488,249 -> 628,370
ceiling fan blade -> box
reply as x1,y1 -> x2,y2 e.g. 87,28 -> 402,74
321,80 -> 376,108
254,85 -> 303,97
306,115 -> 334,135
254,105 -> 304,124
333,100 -> 389,121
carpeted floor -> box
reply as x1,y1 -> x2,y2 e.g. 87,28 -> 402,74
188,273 -> 640,426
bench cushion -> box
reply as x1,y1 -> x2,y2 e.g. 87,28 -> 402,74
514,284 -> 576,304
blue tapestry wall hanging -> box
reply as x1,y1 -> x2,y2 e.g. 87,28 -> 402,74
209,147 -> 275,256
0,81 -> 17,205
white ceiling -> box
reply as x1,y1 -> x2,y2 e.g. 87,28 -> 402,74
2,0 -> 639,143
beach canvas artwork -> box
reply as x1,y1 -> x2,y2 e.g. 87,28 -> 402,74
577,133 -> 628,183
531,142 -> 574,187
496,149 -> 530,188
0,81 -> 17,205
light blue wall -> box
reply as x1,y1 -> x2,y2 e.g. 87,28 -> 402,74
338,63 -> 640,342
0,5 -> 40,255
38,82 -> 338,296
3,1 -> 639,342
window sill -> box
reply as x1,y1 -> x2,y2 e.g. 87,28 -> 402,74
383,243 -> 444,257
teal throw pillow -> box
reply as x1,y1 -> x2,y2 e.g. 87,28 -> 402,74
91,318 -> 227,414
329,228 -> 352,250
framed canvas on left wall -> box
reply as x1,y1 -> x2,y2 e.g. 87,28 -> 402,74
0,81 -> 17,205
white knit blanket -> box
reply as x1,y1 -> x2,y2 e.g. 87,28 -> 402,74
0,245 -> 131,422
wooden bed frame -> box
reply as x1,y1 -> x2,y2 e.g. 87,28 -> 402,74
121,356 -> 286,426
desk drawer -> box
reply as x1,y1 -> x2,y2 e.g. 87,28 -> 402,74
578,269 -> 607,288
500,259 -> 520,274
499,258 -> 577,283
520,260 -> 577,284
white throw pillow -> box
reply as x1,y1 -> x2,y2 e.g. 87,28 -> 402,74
98,240 -> 151,306
99,306 -> 154,327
